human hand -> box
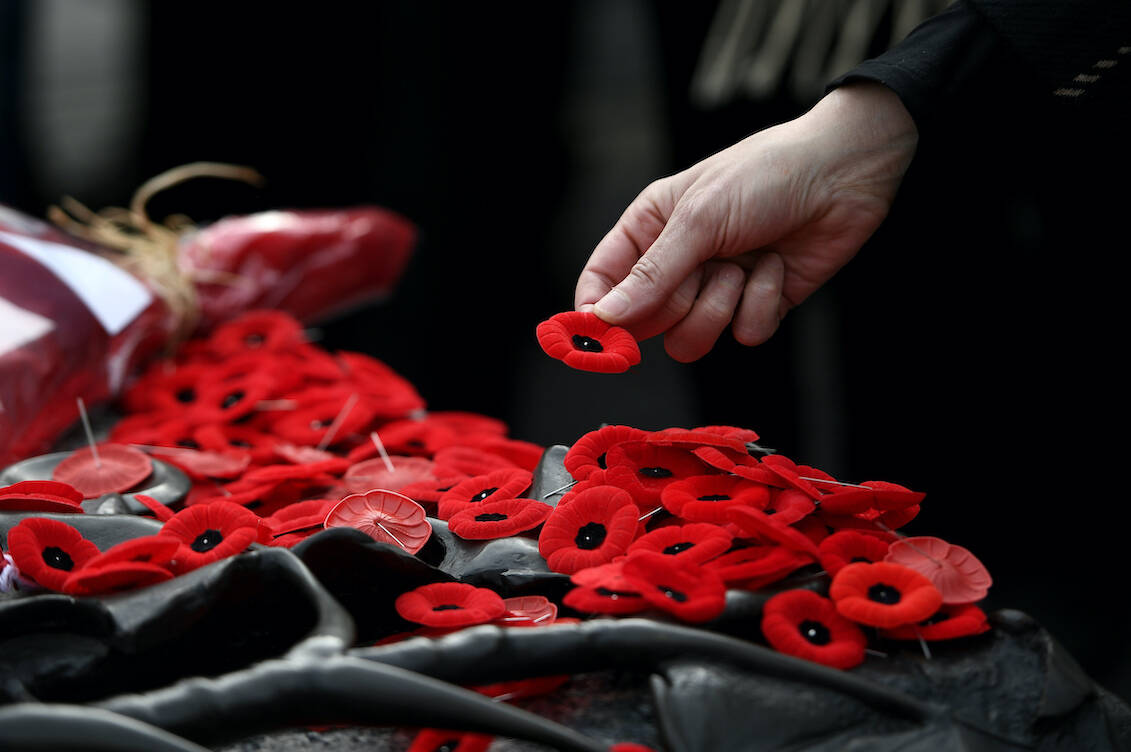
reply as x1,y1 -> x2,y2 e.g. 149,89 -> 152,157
574,82 -> 918,362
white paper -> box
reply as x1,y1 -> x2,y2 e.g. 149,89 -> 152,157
0,296 -> 55,355
0,230 -> 152,335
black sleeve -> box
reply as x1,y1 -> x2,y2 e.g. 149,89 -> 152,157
828,0 -> 1131,131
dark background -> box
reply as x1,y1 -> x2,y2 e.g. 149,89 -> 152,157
2,1 -> 1127,697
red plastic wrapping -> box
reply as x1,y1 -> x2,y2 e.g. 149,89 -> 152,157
0,203 -> 416,466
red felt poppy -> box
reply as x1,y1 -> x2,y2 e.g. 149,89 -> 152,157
564,561 -> 648,615
241,456 -> 351,485
448,498 -> 552,540
122,362 -> 217,414
883,536 -> 992,604
265,498 -> 337,537
5,517 -> 100,591
495,595 -> 558,628
194,423 -> 279,464
620,551 -> 727,623
761,589 -> 867,670
406,729 -> 493,752
63,561 -> 174,596
81,535 -> 180,568
343,456 -> 437,494
564,425 -> 650,481
703,542 -> 813,588
724,506 -> 820,559
432,445 -> 519,478
395,582 -> 507,628
141,446 -> 251,480
159,501 -> 262,573
0,480 -> 85,513
627,523 -> 733,565
469,436 -> 546,472
818,530 -> 892,576
436,468 -> 533,520
879,603 -> 991,641
205,309 -> 306,357
52,444 -> 153,498
694,425 -> 761,443
268,397 -> 378,448
644,427 -> 748,455
473,674 -> 570,701
538,485 -> 639,574
399,476 -> 468,506
815,487 -> 876,515
758,454 -> 823,499
604,442 -> 707,506
658,474 -> 770,524
558,465 -> 635,507
756,488 -> 814,525
830,561 -> 944,628
536,311 -> 641,373
193,375 -> 274,424
325,490 -> 432,554
863,480 -> 926,511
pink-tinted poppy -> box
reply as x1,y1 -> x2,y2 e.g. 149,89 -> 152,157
883,536 -> 992,604
324,490 -> 432,554
52,444 -> 153,498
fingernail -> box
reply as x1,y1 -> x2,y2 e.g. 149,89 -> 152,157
594,289 -> 629,320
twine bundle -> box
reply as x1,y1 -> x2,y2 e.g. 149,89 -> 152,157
48,162 -> 264,345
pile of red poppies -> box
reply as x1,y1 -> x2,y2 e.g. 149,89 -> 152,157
1,307 -> 994,703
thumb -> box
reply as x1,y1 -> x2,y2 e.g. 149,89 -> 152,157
593,192 -> 723,325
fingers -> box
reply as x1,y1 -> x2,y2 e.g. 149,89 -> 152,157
575,180 -> 682,312
663,262 -> 747,362
732,252 -> 786,347
592,187 -> 726,326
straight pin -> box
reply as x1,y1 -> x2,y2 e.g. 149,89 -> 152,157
316,393 -> 358,451
638,506 -> 664,522
800,476 -> 872,489
370,431 -> 395,473
542,479 -> 578,499
76,398 -> 102,468
375,521 -> 406,549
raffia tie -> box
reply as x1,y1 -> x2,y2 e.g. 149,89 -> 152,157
47,162 -> 264,347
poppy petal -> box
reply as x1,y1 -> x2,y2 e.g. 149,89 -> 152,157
324,489 -> 432,554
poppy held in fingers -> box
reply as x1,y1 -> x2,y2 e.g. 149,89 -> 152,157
5,517 -> 100,591
761,589 -> 867,669
395,582 -> 506,628
448,498 -> 553,540
620,551 -> 727,623
538,485 -> 639,574
830,561 -> 943,628
159,501 -> 262,573
536,311 -> 641,373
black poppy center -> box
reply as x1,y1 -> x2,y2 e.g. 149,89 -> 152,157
639,466 -> 673,479
698,494 -> 731,501
597,452 -> 607,469
231,439 -> 252,448
221,390 -> 246,409
191,529 -> 224,553
175,388 -> 196,403
571,334 -> 604,352
850,556 -> 872,563
662,541 -> 695,555
798,619 -> 832,646
433,740 -> 461,752
574,521 -> 607,550
657,585 -> 688,603
176,438 -> 201,450
244,332 -> 266,346
867,583 -> 902,605
432,604 -> 462,611
310,419 -> 331,430
41,546 -> 75,571
595,586 -> 638,601
475,512 -> 508,522
470,487 -> 499,503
